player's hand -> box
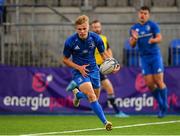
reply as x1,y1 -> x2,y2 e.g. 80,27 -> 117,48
78,64 -> 89,77
131,30 -> 138,40
112,64 -> 120,73
148,37 -> 156,44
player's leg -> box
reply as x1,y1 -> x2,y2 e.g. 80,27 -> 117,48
66,80 -> 85,107
66,80 -> 87,101
79,82 -> 112,130
66,80 -> 77,92
72,88 -> 87,107
94,88 -> 100,99
90,71 -> 112,130
142,57 -> 164,118
152,56 -> 168,117
101,79 -> 119,114
93,72 -> 108,99
100,72 -> 128,117
71,76 -> 89,107
153,72 -> 168,116
144,74 -> 164,117
71,87 -> 87,107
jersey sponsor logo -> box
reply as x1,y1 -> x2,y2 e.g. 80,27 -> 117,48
140,31 -> 145,35
138,33 -> 153,38
82,50 -> 88,54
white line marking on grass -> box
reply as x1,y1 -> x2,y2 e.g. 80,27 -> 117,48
21,120 -> 180,136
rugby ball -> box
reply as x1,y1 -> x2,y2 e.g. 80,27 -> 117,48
100,58 -> 119,75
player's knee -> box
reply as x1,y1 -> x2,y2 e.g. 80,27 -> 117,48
145,81 -> 155,90
87,93 -> 97,102
95,93 -> 100,100
156,81 -> 166,89
105,87 -> 114,94
146,83 -> 156,90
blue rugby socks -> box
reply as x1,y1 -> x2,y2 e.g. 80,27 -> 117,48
159,87 -> 168,111
76,91 -> 87,99
152,87 -> 168,117
90,101 -> 107,124
152,88 -> 163,110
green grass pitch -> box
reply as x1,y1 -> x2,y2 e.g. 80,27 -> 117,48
0,115 -> 180,135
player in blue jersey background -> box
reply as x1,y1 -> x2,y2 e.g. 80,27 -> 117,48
129,6 -> 168,118
63,15 -> 119,130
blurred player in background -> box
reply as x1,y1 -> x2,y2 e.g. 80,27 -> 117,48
129,6 -> 168,118
90,19 -> 128,117
63,15 -> 119,131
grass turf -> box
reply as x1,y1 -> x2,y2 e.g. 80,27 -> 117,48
0,115 -> 180,135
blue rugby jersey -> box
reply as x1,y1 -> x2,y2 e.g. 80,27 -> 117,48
63,31 -> 105,73
130,20 -> 161,57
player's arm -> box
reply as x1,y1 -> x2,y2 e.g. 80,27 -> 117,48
106,42 -> 120,73
97,35 -> 119,73
100,44 -> 113,60
100,40 -> 120,73
129,30 -> 138,48
148,22 -> 162,44
106,42 -> 113,57
63,56 -> 89,77
100,51 -> 110,61
62,40 -> 79,70
148,33 -> 162,44
96,35 -> 111,60
63,56 -> 80,70
63,40 -> 89,77
100,51 -> 120,74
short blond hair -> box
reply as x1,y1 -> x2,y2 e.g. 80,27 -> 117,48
75,15 -> 89,26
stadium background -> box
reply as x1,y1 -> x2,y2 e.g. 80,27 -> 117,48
0,0 -> 180,115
